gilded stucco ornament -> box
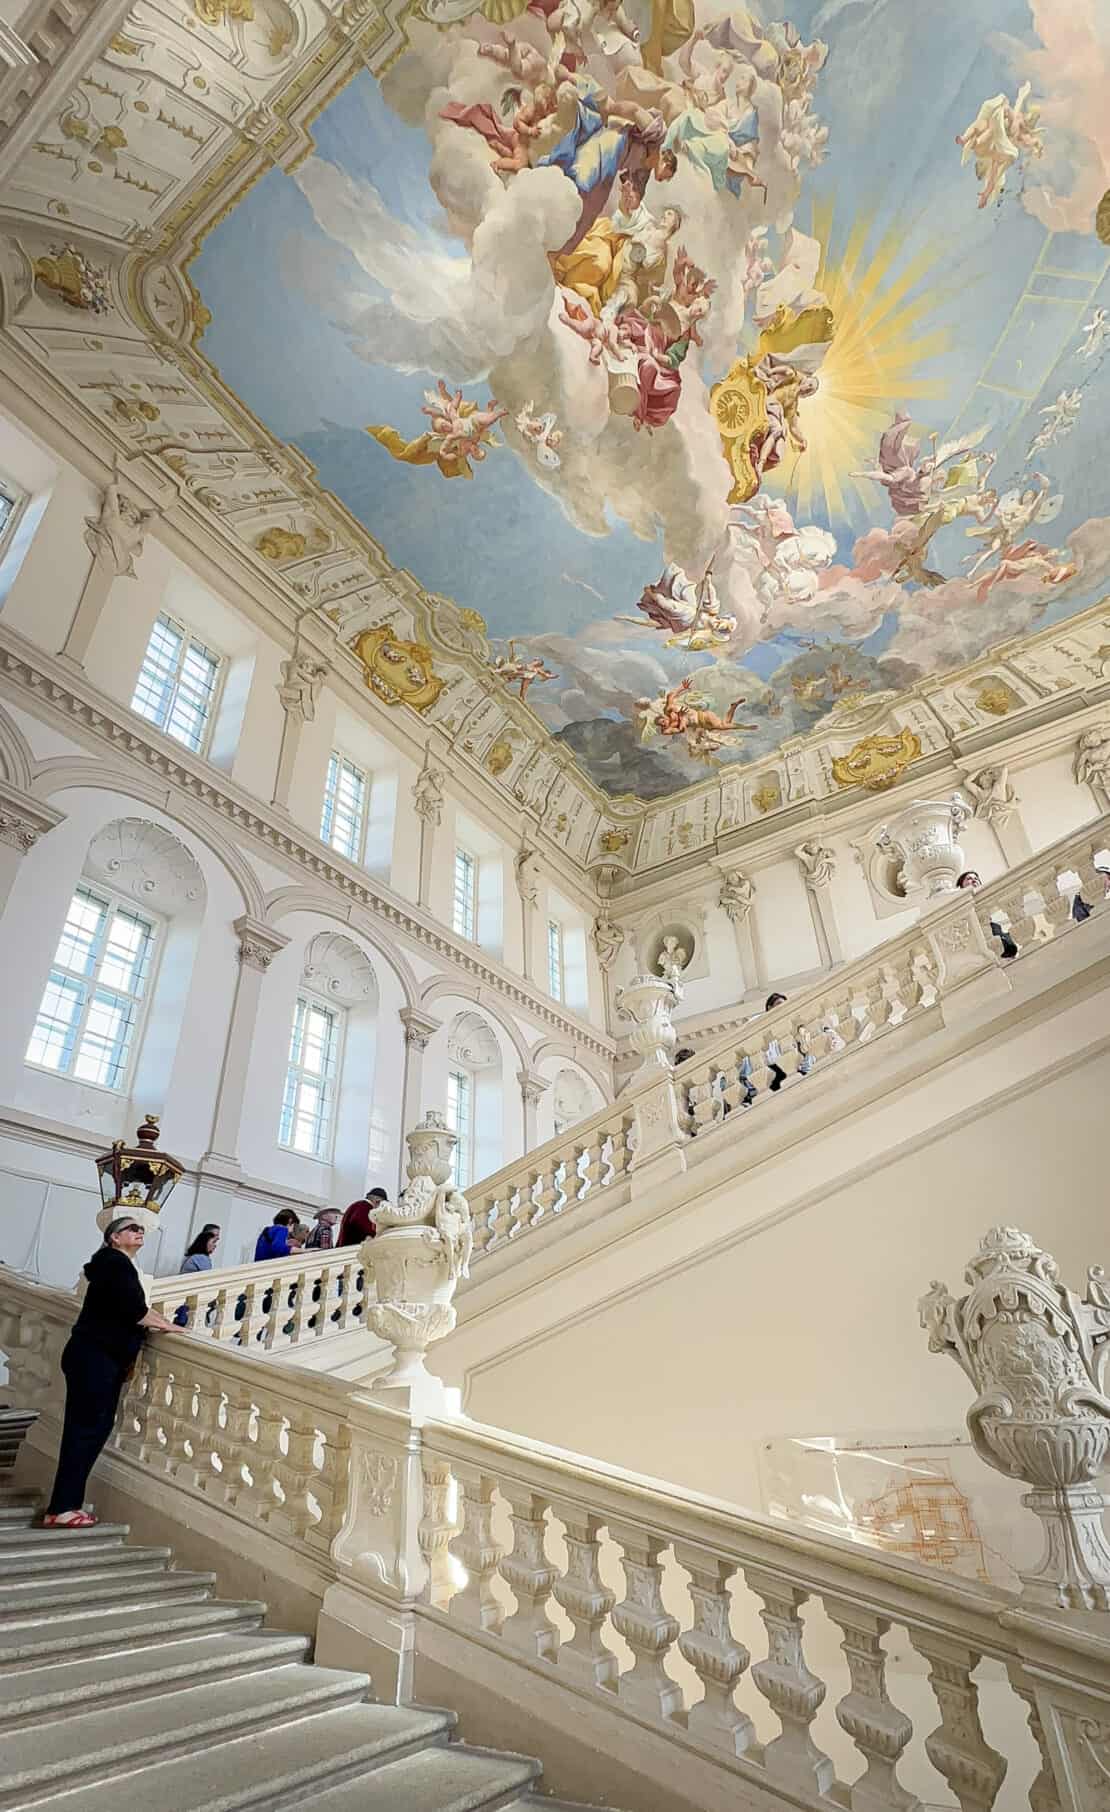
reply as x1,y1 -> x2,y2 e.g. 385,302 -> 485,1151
921,1226 -> 1110,1611
832,728 -> 922,792
351,625 -> 444,713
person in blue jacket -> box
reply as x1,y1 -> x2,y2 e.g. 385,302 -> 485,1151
254,1207 -> 298,1261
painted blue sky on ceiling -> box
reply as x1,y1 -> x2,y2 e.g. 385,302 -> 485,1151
193,0 -> 1110,797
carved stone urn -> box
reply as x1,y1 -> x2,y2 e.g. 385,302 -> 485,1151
876,794 -> 971,901
615,972 -> 682,1089
362,1111 -> 473,1395
920,1226 -> 1110,1610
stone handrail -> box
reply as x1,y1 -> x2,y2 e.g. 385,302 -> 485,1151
4,1262 -> 1110,1812
148,1248 -> 369,1351
464,811 -> 1110,1266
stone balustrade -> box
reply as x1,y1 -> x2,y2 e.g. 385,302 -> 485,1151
464,812 -> 1110,1269
127,812 -> 1110,1361
148,1249 -> 369,1351
5,1261 -> 1110,1811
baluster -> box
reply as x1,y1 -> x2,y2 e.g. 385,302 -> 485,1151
825,1600 -> 918,1811
499,1485 -> 558,1661
273,1410 -> 320,1538
287,1267 -> 310,1343
878,962 -> 910,1027
909,1633 -> 1007,1812
420,1456 -> 458,1609
608,1120 -> 634,1178
1007,1676 -> 1061,1812
238,1279 -> 261,1349
550,1501 -> 618,1689
210,1284 -> 235,1343
910,945 -> 939,1009
567,1142 -> 590,1204
448,1465 -> 504,1632
509,1174 -> 540,1239
609,1524 -> 681,1720
577,1137 -> 604,1201
746,1568 -> 834,1795
528,1166 -> 557,1224
251,1399 -> 285,1519
674,1546 -> 753,1756
221,1378 -> 258,1511
470,1195 -> 497,1258
487,1190 -> 517,1251
850,986 -> 878,1043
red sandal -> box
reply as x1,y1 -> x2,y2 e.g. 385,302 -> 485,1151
42,1510 -> 97,1527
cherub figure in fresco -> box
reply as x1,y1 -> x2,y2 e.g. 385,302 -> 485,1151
514,401 -> 564,469
365,382 -> 508,481
973,540 -> 1076,605
956,81 -> 1044,210
491,640 -> 558,701
1078,307 -> 1109,361
476,31 -> 575,91
547,0 -> 640,60
648,245 -> 716,347
1027,388 -> 1082,459
441,82 -> 560,176
741,226 -> 775,302
557,296 -> 634,364
963,473 -> 1062,580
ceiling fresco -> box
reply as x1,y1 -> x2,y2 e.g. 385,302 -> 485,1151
186,1 -> 1107,797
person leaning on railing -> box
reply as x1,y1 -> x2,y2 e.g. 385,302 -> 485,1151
44,1216 -> 175,1527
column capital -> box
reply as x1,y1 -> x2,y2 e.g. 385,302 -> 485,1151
399,1006 -> 441,1052
233,914 -> 289,972
517,1068 -> 550,1107
0,780 -> 64,853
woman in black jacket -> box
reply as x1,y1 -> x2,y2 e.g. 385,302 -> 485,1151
44,1216 -> 175,1527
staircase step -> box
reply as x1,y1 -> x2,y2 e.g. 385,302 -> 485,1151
0,1662 -> 372,1803
0,1629 -> 310,1727
0,1598 -> 265,1670
0,1507 -> 34,1528
300,1744 -> 542,1811
0,1569 -> 215,1623
0,1542 -> 171,1579
2,1702 -> 455,1812
0,1523 -> 129,1549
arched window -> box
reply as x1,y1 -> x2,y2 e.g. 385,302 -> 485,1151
25,818 -> 205,1097
279,932 -> 379,1181
445,1010 -> 502,1187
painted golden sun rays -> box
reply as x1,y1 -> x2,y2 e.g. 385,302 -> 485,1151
767,206 -> 953,525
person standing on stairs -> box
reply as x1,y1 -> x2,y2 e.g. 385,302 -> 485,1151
43,1216 -> 175,1528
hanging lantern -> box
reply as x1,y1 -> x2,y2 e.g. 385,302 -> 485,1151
95,1114 -> 184,1235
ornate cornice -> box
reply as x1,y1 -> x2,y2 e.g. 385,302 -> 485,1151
0,625 -> 615,1059
234,914 -> 289,974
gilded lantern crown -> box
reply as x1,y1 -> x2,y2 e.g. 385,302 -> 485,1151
96,1114 -> 184,1215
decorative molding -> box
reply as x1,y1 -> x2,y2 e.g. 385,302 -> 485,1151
0,626 -> 615,1059
85,816 -> 205,912
517,1069 -> 550,1108
302,930 -> 376,1004
448,1010 -> 501,1071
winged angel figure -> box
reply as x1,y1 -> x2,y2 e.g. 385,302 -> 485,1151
855,414 -> 996,586
956,81 -> 1044,209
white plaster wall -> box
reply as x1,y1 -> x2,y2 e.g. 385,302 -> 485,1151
463,1050 -> 1110,1521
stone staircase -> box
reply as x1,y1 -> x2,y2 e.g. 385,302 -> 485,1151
0,1486 -> 600,1812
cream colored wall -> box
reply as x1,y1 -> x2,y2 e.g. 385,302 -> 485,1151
462,1048 -> 1109,1516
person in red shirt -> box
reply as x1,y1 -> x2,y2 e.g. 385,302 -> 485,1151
338,1187 -> 387,1247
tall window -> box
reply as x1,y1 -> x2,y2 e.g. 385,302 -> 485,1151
131,612 -> 222,754
321,752 -> 368,861
446,1068 -> 473,1188
453,848 -> 477,941
0,474 -> 24,556
547,918 -> 565,1002
279,994 -> 342,1158
26,886 -> 156,1090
